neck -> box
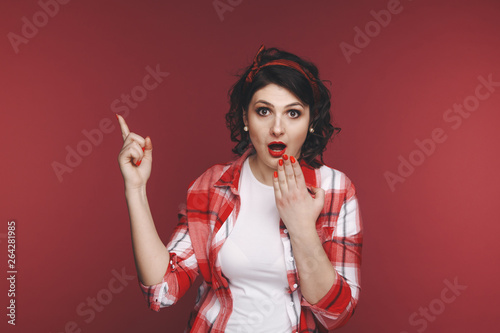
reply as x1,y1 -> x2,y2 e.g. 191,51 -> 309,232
248,155 -> 275,186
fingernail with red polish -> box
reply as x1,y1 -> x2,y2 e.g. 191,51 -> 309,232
136,160 -> 142,166
290,156 -> 296,163
283,154 -> 288,160
274,171 -> 278,178
115,114 -> 119,120
142,147 -> 145,152
279,159 -> 283,166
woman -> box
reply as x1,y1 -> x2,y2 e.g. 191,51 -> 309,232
116,45 -> 363,332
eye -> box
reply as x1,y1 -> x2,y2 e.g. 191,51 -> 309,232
288,109 -> 301,118
256,107 -> 270,116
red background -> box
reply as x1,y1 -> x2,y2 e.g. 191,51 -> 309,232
1,0 -> 499,332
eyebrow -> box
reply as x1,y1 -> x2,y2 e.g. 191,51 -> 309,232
254,100 -> 304,108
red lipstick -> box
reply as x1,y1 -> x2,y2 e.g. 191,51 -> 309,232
268,141 -> 287,158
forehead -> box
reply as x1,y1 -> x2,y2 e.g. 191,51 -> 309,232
250,83 -> 305,107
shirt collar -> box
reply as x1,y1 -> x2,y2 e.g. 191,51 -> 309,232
215,146 -> 318,194
300,158 -> 319,190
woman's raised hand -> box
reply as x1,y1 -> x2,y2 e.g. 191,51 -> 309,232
116,114 -> 153,190
273,154 -> 325,236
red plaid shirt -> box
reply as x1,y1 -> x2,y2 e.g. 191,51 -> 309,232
139,148 -> 363,332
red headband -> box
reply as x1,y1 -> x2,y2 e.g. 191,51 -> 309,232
245,45 -> 320,102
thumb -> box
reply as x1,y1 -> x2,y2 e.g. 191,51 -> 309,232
311,186 -> 325,202
143,136 -> 153,158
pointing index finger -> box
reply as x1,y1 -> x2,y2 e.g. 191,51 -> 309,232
116,114 -> 130,141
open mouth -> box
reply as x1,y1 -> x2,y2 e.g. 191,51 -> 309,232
268,142 -> 287,157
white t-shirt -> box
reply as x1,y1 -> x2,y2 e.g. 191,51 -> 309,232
218,158 -> 292,333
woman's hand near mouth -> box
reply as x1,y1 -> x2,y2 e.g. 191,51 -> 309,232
272,154 -> 325,236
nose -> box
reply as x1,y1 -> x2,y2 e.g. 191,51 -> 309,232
271,116 -> 284,136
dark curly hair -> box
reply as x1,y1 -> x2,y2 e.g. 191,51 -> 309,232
225,46 -> 341,168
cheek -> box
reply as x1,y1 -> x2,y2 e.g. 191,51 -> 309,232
247,121 -> 265,142
297,137 -> 308,152
247,128 -> 261,145
293,126 -> 309,145
292,131 -> 309,155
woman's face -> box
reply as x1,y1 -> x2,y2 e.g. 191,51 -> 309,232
244,83 -> 310,174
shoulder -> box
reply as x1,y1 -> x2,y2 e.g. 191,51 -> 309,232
316,164 -> 357,199
187,148 -> 252,193
187,159 -> 238,192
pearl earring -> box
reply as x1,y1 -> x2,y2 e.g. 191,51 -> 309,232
309,127 -> 314,133
243,126 -> 249,132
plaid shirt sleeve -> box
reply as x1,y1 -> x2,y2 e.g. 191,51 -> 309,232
138,205 -> 200,312
300,171 -> 363,331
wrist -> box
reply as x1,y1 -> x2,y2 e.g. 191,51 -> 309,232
288,224 -> 318,243
125,184 -> 147,198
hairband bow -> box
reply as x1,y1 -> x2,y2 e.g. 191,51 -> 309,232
245,44 -> 266,84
